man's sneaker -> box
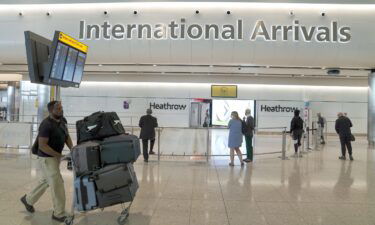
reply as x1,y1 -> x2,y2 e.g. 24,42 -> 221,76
20,195 -> 35,213
349,155 -> 354,161
52,213 -> 67,223
144,159 -> 149,163
243,158 -> 251,163
339,156 -> 346,160
149,151 -> 156,155
321,141 -> 326,145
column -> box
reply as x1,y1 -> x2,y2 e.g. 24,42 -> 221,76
6,82 -> 16,121
368,70 -> 375,146
37,84 -> 50,125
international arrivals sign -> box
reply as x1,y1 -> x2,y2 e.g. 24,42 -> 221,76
79,19 -> 351,43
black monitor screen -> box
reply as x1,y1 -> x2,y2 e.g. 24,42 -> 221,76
50,42 -> 69,80
72,52 -> 86,83
62,48 -> 78,82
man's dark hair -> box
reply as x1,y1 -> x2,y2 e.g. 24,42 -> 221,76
47,101 -> 59,113
294,109 -> 300,116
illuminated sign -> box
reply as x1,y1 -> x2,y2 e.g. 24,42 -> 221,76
59,32 -> 88,53
211,85 -> 238,98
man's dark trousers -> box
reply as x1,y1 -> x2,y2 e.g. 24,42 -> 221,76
245,135 -> 253,161
142,139 -> 155,161
339,135 -> 352,157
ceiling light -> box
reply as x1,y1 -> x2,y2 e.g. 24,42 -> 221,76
153,64 -> 157,67
98,64 -> 103,67
116,71 -> 120,74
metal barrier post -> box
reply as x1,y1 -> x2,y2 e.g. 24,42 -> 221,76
157,128 -> 161,162
314,129 -> 319,150
206,128 -> 210,162
29,124 -> 33,148
280,129 -> 288,160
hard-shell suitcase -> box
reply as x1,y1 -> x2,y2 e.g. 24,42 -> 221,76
74,176 -> 98,212
76,111 -> 125,144
100,134 -> 141,165
91,164 -> 134,193
96,165 -> 138,208
71,141 -> 101,176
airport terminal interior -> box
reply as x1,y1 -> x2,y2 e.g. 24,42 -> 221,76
1,0 -> 375,225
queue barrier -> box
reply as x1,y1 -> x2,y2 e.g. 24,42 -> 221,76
0,120 -> 290,162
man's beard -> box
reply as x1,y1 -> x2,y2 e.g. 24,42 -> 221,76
52,112 -> 63,120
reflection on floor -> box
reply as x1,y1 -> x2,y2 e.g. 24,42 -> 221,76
1,136 -> 375,225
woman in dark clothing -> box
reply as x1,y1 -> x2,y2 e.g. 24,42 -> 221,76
290,109 -> 304,157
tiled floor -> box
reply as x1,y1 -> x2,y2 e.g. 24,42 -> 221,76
1,135 -> 375,225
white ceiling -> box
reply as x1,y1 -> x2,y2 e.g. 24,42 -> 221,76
1,0 -> 374,4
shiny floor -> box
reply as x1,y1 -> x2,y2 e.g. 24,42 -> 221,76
1,136 -> 375,225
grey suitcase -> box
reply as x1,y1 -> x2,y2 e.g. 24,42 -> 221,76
96,165 -> 138,208
91,164 -> 134,193
71,141 -> 101,176
74,176 -> 98,211
100,134 -> 141,165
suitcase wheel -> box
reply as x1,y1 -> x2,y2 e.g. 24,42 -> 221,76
117,213 -> 129,225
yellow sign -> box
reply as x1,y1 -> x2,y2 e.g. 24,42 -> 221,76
211,85 -> 237,98
58,32 -> 88,53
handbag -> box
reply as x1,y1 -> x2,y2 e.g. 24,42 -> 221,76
350,134 -> 355,142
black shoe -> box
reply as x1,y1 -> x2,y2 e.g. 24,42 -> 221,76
321,141 -> 326,145
144,159 -> 149,163
339,156 -> 346,160
349,155 -> 354,161
243,158 -> 252,163
149,151 -> 156,155
20,195 -> 35,213
52,213 -> 67,223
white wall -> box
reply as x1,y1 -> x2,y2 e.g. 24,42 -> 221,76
19,81 -> 368,133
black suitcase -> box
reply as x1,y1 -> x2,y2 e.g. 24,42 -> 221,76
91,164 -> 134,193
76,111 -> 125,144
96,164 -> 138,208
100,134 -> 141,165
71,141 -> 101,176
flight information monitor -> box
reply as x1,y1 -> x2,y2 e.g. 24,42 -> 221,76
45,31 -> 88,88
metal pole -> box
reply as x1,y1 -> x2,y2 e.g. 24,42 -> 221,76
29,123 -> 33,148
206,128 -> 209,162
281,130 -> 286,160
157,128 -> 161,162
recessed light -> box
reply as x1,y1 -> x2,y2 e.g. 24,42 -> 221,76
116,71 -> 120,74
301,74 -> 305,77
153,64 -> 157,67
98,64 -> 103,67
209,65 -> 213,68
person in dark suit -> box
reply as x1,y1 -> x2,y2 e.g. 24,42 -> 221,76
335,112 -> 354,161
290,109 -> 304,157
139,109 -> 158,162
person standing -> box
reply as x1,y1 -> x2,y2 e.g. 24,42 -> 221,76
139,109 -> 158,162
290,109 -> 304,157
243,109 -> 255,163
335,112 -> 354,161
20,101 -> 73,222
228,111 -> 244,166
317,113 -> 326,144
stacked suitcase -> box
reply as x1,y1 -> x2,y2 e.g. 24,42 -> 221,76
71,112 -> 141,212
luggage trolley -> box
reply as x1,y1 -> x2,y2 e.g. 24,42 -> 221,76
63,155 -> 134,225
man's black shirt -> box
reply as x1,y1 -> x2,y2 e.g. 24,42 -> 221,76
37,117 -> 69,157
